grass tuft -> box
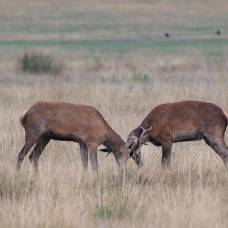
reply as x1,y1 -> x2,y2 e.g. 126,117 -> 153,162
95,186 -> 129,220
132,73 -> 150,83
18,52 -> 63,75
95,205 -> 113,219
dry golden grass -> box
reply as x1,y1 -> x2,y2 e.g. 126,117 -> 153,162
0,51 -> 228,227
0,0 -> 228,227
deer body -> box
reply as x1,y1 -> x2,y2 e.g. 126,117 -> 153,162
127,100 -> 228,167
17,101 -> 129,171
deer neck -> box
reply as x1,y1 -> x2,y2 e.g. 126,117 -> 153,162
104,131 -> 124,153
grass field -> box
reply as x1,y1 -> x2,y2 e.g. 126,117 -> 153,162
1,0 -> 228,227
1,0 -> 228,57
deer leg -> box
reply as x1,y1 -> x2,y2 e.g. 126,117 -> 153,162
29,137 -> 50,171
204,135 -> 228,166
87,143 -> 99,172
17,135 -> 37,170
114,155 -> 127,184
161,142 -> 172,168
79,142 -> 88,170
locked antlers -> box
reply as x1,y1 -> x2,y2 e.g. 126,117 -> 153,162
138,126 -> 152,144
127,126 -> 152,149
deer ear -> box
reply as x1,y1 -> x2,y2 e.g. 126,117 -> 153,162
99,148 -> 109,152
99,148 -> 112,153
127,143 -> 132,149
126,139 -> 136,148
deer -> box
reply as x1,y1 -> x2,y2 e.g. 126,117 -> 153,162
17,101 -> 130,174
127,100 -> 228,168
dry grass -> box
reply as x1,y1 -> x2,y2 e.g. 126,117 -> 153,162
0,51 -> 228,227
1,0 -> 228,227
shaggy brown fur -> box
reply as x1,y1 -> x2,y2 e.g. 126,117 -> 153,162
127,100 -> 228,168
17,101 -> 129,172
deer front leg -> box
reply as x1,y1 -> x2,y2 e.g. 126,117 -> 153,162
161,142 -> 172,168
113,150 -> 129,184
79,142 -> 88,170
87,143 -> 99,172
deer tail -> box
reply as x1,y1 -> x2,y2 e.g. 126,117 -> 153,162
20,110 -> 27,126
223,110 -> 228,121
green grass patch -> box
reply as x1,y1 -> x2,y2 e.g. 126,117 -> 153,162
95,187 -> 129,220
18,52 -> 63,75
132,73 -> 150,83
95,205 -> 113,219
95,202 -> 128,219
2,38 -> 228,56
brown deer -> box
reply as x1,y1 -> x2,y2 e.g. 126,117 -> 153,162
17,101 -> 129,172
127,100 -> 228,168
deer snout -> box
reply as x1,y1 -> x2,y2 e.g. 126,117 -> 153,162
126,136 -> 139,150
130,150 -> 143,168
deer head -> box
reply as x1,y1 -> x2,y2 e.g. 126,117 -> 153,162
127,126 -> 152,167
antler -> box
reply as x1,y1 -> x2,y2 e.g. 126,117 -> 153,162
127,135 -> 138,142
127,126 -> 152,158
139,126 -> 152,144
134,126 -> 152,155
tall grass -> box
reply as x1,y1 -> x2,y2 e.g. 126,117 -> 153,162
0,52 -> 228,227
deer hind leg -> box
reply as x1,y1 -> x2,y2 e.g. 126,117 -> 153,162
79,142 -> 88,170
29,137 -> 50,171
204,134 -> 228,166
161,142 -> 172,168
17,134 -> 37,170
